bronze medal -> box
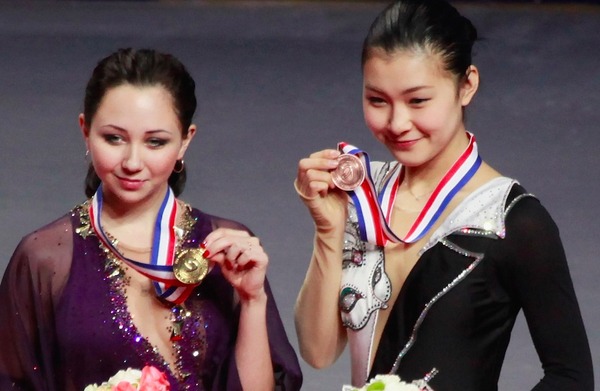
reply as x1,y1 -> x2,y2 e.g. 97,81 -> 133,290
173,248 -> 209,285
331,153 -> 365,191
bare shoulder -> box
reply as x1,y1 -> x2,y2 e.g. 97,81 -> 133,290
466,162 -> 503,190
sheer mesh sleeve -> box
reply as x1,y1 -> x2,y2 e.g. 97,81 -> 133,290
1,211 -> 302,390
207,277 -> 303,391
206,214 -> 303,390
501,196 -> 594,390
0,215 -> 74,391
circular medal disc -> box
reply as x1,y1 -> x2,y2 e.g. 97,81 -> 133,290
331,154 -> 365,191
173,248 -> 209,285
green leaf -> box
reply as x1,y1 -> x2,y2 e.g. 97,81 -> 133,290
366,380 -> 386,391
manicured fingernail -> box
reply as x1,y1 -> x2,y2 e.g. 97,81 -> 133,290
202,249 -> 211,258
200,241 -> 207,249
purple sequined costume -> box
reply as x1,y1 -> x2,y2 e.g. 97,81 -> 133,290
0,203 -> 302,391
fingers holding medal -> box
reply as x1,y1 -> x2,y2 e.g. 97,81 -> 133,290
294,144 -> 366,237
296,149 -> 341,201
201,228 -> 268,297
295,147 -> 365,201
203,228 -> 268,271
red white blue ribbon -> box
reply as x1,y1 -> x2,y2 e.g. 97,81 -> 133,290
339,132 -> 481,245
89,186 -> 194,304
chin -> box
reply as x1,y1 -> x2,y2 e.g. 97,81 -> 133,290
104,187 -> 148,204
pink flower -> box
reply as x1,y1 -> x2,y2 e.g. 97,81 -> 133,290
112,381 -> 137,391
139,366 -> 170,391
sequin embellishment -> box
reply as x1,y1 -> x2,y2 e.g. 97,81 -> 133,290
340,287 -> 364,313
74,202 -> 208,390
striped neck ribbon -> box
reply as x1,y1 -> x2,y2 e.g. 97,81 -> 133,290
339,132 -> 481,245
89,186 -> 195,304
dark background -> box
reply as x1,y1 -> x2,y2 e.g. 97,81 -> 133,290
0,1 -> 598,389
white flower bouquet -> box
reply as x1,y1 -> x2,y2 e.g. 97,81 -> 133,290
84,365 -> 170,391
342,368 -> 438,391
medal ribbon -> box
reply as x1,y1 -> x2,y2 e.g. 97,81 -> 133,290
89,186 -> 194,304
339,132 -> 481,245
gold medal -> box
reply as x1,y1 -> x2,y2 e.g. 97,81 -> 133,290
173,248 -> 209,285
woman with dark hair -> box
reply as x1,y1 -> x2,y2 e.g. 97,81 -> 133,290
294,0 -> 593,389
0,48 -> 302,391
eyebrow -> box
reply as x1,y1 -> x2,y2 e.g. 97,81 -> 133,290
100,124 -> 172,134
364,84 -> 433,95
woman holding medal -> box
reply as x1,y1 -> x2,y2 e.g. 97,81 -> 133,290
0,48 -> 302,391
294,0 -> 593,389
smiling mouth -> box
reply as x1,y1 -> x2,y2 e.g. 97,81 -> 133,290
389,138 -> 419,148
118,177 -> 143,183
116,176 -> 145,190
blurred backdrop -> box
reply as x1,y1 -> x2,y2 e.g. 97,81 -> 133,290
0,1 -> 598,389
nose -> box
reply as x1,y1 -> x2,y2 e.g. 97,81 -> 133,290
122,144 -> 143,172
387,104 -> 411,134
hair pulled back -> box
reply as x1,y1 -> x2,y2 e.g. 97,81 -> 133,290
362,0 -> 478,80
83,48 -> 197,198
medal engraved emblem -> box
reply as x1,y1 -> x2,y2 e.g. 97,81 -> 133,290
173,248 -> 209,285
332,154 -> 365,191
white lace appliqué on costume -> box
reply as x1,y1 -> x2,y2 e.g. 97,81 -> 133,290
340,205 -> 391,331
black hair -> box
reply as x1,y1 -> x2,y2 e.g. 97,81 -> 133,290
82,48 -> 197,198
361,0 -> 478,81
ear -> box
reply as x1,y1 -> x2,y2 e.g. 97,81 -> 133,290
79,113 -> 90,150
459,65 -> 479,107
178,124 -> 197,160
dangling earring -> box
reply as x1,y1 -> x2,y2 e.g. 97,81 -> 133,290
173,159 -> 185,173
85,150 -> 90,162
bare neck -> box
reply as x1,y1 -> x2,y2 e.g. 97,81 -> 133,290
100,189 -> 169,232
401,132 -> 471,195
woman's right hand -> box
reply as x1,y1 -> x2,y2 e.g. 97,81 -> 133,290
294,149 -> 351,367
295,149 -> 348,234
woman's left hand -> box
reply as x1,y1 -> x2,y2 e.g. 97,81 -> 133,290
201,228 -> 268,301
